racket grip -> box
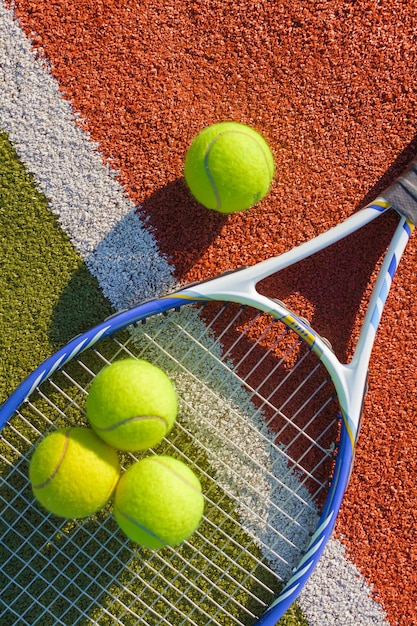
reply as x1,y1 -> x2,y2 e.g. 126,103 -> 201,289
384,158 -> 417,224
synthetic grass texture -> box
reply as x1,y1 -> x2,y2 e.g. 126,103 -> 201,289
0,130 -> 113,402
0,131 -> 308,625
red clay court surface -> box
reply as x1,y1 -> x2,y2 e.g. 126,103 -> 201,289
5,1 -> 417,623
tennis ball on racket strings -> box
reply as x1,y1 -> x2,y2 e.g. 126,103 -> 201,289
184,121 -> 275,213
114,455 -> 204,549
86,358 -> 178,452
29,427 -> 120,518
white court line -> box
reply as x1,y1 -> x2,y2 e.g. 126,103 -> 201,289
0,3 -> 389,624
0,2 -> 174,310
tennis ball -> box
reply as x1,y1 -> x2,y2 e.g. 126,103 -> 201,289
114,455 -> 204,549
86,358 -> 178,452
184,121 -> 275,213
29,427 -> 120,518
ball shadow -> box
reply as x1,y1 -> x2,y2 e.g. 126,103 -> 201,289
139,177 -> 227,280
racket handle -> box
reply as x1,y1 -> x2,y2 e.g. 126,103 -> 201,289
384,158 -> 417,224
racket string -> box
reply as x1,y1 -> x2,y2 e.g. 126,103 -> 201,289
138,322 -> 315,535
135,305 -> 338,542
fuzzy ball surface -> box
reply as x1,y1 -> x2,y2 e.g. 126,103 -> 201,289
184,121 -> 275,213
114,455 -> 204,549
29,427 -> 120,518
86,358 -> 178,452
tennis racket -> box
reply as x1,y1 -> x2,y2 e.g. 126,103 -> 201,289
1,159 -> 416,626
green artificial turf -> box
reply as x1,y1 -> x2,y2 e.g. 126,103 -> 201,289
0,130 -> 113,403
0,130 -> 309,626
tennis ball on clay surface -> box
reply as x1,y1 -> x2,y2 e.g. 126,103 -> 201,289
184,121 -> 275,213
86,358 -> 178,452
114,455 -> 204,549
29,427 -> 120,518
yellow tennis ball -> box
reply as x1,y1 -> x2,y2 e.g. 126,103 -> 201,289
184,121 -> 275,213
85,358 -> 178,452
114,456 -> 204,549
29,427 -> 120,518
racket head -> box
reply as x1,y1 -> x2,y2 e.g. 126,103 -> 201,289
0,294 -> 345,625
